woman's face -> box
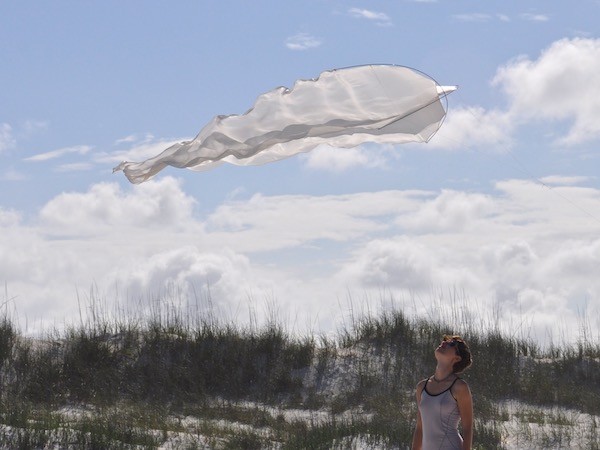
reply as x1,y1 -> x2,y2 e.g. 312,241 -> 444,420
435,339 -> 460,360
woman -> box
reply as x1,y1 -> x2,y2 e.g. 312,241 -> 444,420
411,335 -> 473,450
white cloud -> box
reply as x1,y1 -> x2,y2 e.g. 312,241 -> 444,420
480,240 -> 541,303
0,123 -> 15,154
2,173 -> 599,343
543,239 -> 600,282
98,138 -> 186,165
205,190 -> 397,250
337,237 -> 442,290
302,144 -> 389,172
520,13 -> 549,22
395,189 -> 494,232
452,12 -> 547,24
285,33 -> 322,51
39,177 -> 198,234
0,207 -> 21,227
428,106 -> 513,150
539,175 -> 592,186
492,38 -> 600,145
438,38 -> 600,151
24,145 -> 92,162
5,37 -> 600,342
0,167 -> 27,181
114,134 -> 155,145
330,180 -> 600,341
56,163 -> 94,172
348,8 -> 392,26
452,13 -> 492,22
109,246 -> 258,316
21,120 -> 48,136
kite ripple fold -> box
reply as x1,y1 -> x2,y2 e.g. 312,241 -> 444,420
114,64 -> 456,184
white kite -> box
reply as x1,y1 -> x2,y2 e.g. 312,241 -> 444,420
114,65 -> 456,184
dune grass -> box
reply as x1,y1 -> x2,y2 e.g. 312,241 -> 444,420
0,297 -> 598,449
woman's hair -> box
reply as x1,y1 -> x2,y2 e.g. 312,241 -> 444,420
444,335 -> 472,374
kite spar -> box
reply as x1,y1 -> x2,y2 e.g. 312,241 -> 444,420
114,65 -> 456,184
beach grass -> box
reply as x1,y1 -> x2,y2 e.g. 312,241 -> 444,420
0,296 -> 598,449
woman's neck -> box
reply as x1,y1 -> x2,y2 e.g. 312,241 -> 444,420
433,364 -> 455,382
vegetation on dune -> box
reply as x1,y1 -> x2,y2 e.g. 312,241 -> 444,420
0,299 -> 598,449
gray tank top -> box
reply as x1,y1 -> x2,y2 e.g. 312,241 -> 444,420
419,377 -> 463,450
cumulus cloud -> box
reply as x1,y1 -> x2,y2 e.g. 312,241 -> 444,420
3,28 -> 600,348
0,207 -> 21,227
492,38 -> 600,145
109,246 -> 259,317
428,106 -> 513,150
329,181 -> 600,342
338,238 -> 440,290
302,144 -> 389,172
395,190 -> 494,232
205,190 -> 399,250
2,159 -> 599,343
493,178 -> 600,230
480,240 -> 541,303
39,177 -> 198,234
438,38 -> 600,150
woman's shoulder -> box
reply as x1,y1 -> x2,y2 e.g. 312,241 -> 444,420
416,378 -> 429,390
417,377 -> 429,387
451,377 -> 471,395
453,377 -> 469,387
415,378 -> 429,399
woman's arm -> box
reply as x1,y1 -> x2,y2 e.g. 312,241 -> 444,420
411,380 -> 426,450
411,409 -> 423,450
454,379 -> 473,450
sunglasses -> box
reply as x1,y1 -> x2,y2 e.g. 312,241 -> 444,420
443,340 -> 461,353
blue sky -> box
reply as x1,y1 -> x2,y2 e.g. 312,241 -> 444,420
1,1 -> 600,343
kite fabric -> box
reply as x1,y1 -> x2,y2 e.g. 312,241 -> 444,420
114,65 -> 456,184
